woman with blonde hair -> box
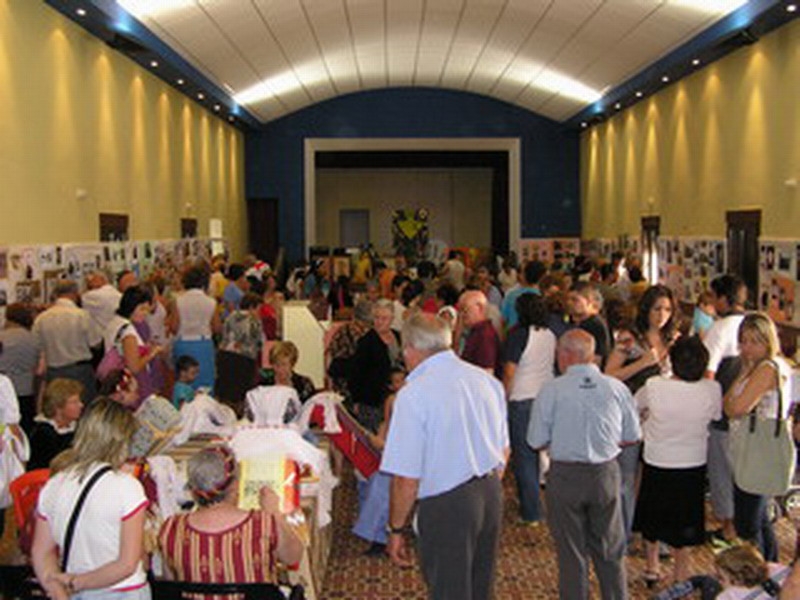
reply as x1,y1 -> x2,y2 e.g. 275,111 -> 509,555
27,379 -> 84,470
32,398 -> 149,600
724,312 -> 793,562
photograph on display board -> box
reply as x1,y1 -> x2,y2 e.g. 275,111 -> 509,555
0,281 -> 7,307
43,269 -> 67,304
15,280 -> 42,304
0,249 -> 7,279
9,247 -> 39,282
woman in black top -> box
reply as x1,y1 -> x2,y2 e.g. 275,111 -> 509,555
28,379 -> 84,470
349,299 -> 402,433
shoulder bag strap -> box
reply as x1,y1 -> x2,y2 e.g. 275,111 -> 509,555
770,359 -> 783,438
61,465 -> 113,572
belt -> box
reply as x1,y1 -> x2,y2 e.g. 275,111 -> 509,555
176,335 -> 211,342
50,360 -> 92,369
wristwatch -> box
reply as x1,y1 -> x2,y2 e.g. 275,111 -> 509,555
386,523 -> 409,535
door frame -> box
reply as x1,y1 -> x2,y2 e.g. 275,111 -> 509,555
304,138 -> 521,257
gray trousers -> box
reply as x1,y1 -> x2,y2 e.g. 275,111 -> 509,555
707,426 -> 734,520
547,460 -> 628,600
417,473 -> 503,600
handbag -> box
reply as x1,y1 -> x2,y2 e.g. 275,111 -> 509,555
731,359 -> 796,497
96,325 -> 128,380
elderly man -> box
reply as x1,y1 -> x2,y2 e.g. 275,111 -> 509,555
528,329 -> 641,600
382,313 -> 509,600
458,289 -> 500,375
32,280 -> 99,401
81,271 -> 122,341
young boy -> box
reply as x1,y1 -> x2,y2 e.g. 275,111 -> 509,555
172,355 -> 199,408
692,290 -> 716,339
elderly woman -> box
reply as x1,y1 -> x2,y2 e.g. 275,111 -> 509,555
349,299 -> 403,432
216,292 -> 265,415
32,398 -> 147,600
170,265 -> 220,391
159,446 -> 303,586
28,379 -> 84,470
262,341 -> 316,404
104,285 -> 162,406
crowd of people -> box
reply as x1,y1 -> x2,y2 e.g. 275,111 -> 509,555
0,246 -> 799,599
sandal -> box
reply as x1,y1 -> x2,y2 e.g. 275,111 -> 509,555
643,570 -> 661,589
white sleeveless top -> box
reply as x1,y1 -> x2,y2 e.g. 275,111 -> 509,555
175,289 -> 216,339
508,327 -> 557,401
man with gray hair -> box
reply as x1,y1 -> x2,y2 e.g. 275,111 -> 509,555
381,313 -> 509,600
32,280 -> 99,401
528,329 -> 641,600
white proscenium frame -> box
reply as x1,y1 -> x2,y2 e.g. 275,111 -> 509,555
304,137 -> 521,257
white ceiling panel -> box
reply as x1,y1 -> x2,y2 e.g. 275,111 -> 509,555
113,0 -> 754,123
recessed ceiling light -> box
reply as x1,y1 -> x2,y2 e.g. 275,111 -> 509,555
214,104 -> 221,112
614,102 -> 622,110
692,58 -> 701,66
635,91 -> 643,98
788,4 -> 797,12
176,79 -> 184,85
197,92 -> 205,100
76,8 -> 87,16
150,60 -> 158,68
661,75 -> 670,83
581,122 -> 588,128
228,116 -> 235,122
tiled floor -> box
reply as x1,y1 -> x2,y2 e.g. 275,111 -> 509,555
320,468 -> 798,599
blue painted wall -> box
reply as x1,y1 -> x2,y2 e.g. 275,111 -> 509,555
245,87 -> 580,262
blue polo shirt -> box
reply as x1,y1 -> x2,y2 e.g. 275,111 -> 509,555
381,350 -> 508,499
528,363 -> 641,463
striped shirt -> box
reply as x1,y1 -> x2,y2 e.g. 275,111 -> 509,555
159,510 -> 277,598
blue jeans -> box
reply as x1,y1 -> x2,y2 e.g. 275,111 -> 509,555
617,442 -> 640,543
733,484 -> 777,561
508,400 -> 541,522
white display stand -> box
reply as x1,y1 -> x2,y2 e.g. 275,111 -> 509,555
282,301 -> 328,389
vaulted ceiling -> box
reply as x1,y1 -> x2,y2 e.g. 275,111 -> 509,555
97,1 -> 770,124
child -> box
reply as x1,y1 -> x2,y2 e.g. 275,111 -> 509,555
692,290 -> 716,339
172,355 -> 199,408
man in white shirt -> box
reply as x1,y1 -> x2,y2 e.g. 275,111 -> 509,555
81,271 -> 122,343
33,280 -> 99,401
703,273 -> 748,544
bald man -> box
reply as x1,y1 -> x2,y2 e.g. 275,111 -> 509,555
528,330 -> 641,600
458,290 -> 500,375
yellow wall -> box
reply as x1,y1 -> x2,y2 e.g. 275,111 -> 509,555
0,1 -> 247,257
581,19 -> 800,240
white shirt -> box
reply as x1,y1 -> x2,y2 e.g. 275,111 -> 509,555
704,314 -> 745,373
635,376 -> 722,468
0,374 -> 20,425
32,298 -> 97,367
730,357 -> 793,421
81,285 -> 122,342
37,464 -> 149,591
175,289 -> 216,339
103,315 -> 142,354
145,301 -> 168,346
506,327 -> 556,401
